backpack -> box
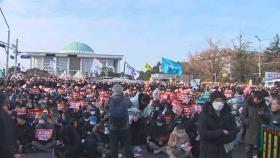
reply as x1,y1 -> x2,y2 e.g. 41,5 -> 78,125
108,96 -> 128,128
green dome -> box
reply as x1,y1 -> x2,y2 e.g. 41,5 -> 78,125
61,42 -> 94,54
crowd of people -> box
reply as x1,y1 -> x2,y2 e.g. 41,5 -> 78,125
0,76 -> 279,158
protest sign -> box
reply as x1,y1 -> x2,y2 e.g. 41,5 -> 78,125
35,129 -> 53,141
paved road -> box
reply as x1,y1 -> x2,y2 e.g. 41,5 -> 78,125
25,146 -> 246,158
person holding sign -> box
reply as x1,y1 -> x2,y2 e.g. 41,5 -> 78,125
32,114 -> 56,152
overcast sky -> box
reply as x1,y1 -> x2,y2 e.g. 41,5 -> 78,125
0,0 -> 279,70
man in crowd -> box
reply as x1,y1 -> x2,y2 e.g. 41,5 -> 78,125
107,84 -> 134,158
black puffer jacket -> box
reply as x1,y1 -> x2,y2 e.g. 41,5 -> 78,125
198,102 -> 237,158
0,109 -> 16,158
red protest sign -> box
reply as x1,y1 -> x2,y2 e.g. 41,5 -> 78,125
15,108 -> 27,116
178,93 -> 188,102
35,129 -> 53,141
80,100 -> 89,107
29,88 -> 40,94
69,101 -> 80,109
172,100 -> 183,114
57,88 -> 65,95
28,109 -> 42,118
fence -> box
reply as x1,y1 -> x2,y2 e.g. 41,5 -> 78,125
260,124 -> 280,158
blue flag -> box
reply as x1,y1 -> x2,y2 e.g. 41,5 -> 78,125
161,58 -> 183,76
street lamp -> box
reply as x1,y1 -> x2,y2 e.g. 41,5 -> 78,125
0,8 -> 10,77
255,35 -> 262,81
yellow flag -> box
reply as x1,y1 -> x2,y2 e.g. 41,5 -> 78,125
145,63 -> 152,71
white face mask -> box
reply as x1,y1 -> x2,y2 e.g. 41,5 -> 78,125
212,102 -> 224,111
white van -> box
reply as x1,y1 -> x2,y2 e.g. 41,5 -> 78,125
265,79 -> 280,88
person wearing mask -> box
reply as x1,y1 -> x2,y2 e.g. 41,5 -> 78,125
241,91 -> 271,158
107,84 -> 134,158
198,91 -> 238,158
0,92 -> 16,158
130,109 -> 147,152
271,95 -> 280,123
32,114 -> 56,152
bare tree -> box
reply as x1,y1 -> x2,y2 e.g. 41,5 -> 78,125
187,38 -> 227,81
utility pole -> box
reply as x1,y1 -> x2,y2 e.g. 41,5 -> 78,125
14,39 -> 18,76
255,36 -> 262,78
0,8 -> 10,77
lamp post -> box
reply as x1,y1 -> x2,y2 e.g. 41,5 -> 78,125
14,39 -> 18,76
255,35 -> 262,83
0,8 -> 10,77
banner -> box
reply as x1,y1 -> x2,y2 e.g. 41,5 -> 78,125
124,62 -> 140,79
161,58 -> 183,76
265,72 -> 280,81
90,58 -> 103,75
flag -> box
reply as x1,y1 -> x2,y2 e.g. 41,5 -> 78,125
124,62 -> 140,79
144,63 -> 152,71
161,58 -> 183,76
90,58 -> 103,75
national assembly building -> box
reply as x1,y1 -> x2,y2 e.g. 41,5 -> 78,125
25,42 -> 123,77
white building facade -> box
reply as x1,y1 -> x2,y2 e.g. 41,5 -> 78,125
27,42 -> 123,76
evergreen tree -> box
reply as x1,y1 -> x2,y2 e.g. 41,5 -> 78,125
265,34 -> 280,61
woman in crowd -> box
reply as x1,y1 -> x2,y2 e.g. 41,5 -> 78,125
198,91 -> 238,158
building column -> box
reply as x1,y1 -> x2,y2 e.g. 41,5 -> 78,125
118,59 -> 121,73
80,58 -> 83,74
54,57 -> 57,75
41,56 -> 44,70
105,59 -> 109,68
31,57 -> 35,69
67,57 -> 70,77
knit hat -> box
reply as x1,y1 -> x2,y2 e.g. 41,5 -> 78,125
210,91 -> 226,102
253,90 -> 263,99
112,84 -> 124,93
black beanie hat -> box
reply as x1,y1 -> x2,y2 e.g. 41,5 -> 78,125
210,91 -> 226,102
253,91 -> 263,99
